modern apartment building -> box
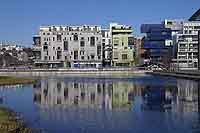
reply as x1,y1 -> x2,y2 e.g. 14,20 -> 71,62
176,22 -> 200,69
33,25 -> 103,68
141,24 -> 172,65
141,20 -> 183,67
110,23 -> 134,67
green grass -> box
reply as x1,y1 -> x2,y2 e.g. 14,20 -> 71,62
0,107 -> 22,132
0,76 -> 36,85
0,107 -> 39,132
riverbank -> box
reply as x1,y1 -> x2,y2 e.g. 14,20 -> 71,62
0,76 -> 36,85
147,70 -> 200,79
0,68 -> 151,77
0,106 -> 43,132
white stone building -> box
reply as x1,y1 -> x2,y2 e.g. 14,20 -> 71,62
33,25 -> 103,68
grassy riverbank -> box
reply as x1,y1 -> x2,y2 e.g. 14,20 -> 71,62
0,107 -> 24,132
0,76 -> 36,85
0,107 -> 42,132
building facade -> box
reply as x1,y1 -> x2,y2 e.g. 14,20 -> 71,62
33,23 -> 136,68
176,22 -> 200,69
141,20 -> 183,67
101,29 -> 112,67
133,37 -> 144,65
199,31 -> 200,70
141,24 -> 173,66
33,25 -> 103,68
110,23 -> 134,67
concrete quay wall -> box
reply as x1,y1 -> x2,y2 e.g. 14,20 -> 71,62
0,68 -> 150,77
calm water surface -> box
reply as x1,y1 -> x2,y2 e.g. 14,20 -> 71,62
0,75 -> 200,133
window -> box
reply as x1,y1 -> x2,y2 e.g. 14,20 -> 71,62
91,55 -> 95,60
102,31 -> 105,37
97,46 -> 101,55
53,37 -> 55,41
80,41 -> 85,47
43,46 -> 48,51
74,34 -> 78,41
57,35 -> 62,41
113,52 -> 118,59
122,54 -> 128,60
64,41 -> 68,51
90,36 -> 95,46
74,51 -> 78,60
44,56 -> 47,60
80,50 -> 85,55
81,56 -> 84,60
43,33 -> 45,35
57,51 -> 62,59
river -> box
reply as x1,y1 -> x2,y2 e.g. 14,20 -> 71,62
0,74 -> 199,133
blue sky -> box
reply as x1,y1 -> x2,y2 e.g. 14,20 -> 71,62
0,0 -> 199,46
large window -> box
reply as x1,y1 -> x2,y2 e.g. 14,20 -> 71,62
113,52 -> 118,60
43,42 -> 48,51
122,54 -> 128,60
80,41 -> 85,47
97,46 -> 101,55
57,35 -> 62,41
74,34 -> 78,41
74,51 -> 78,60
91,54 -> 95,60
90,36 -> 95,46
57,51 -> 62,59
64,41 -> 68,51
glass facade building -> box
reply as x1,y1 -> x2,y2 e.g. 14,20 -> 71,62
141,24 -> 173,65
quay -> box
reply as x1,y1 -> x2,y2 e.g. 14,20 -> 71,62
147,70 -> 200,79
0,68 -> 150,77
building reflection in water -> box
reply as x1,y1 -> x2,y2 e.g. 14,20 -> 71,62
32,78 -> 200,128
33,79 -> 143,110
176,79 -> 199,112
141,85 -> 175,111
